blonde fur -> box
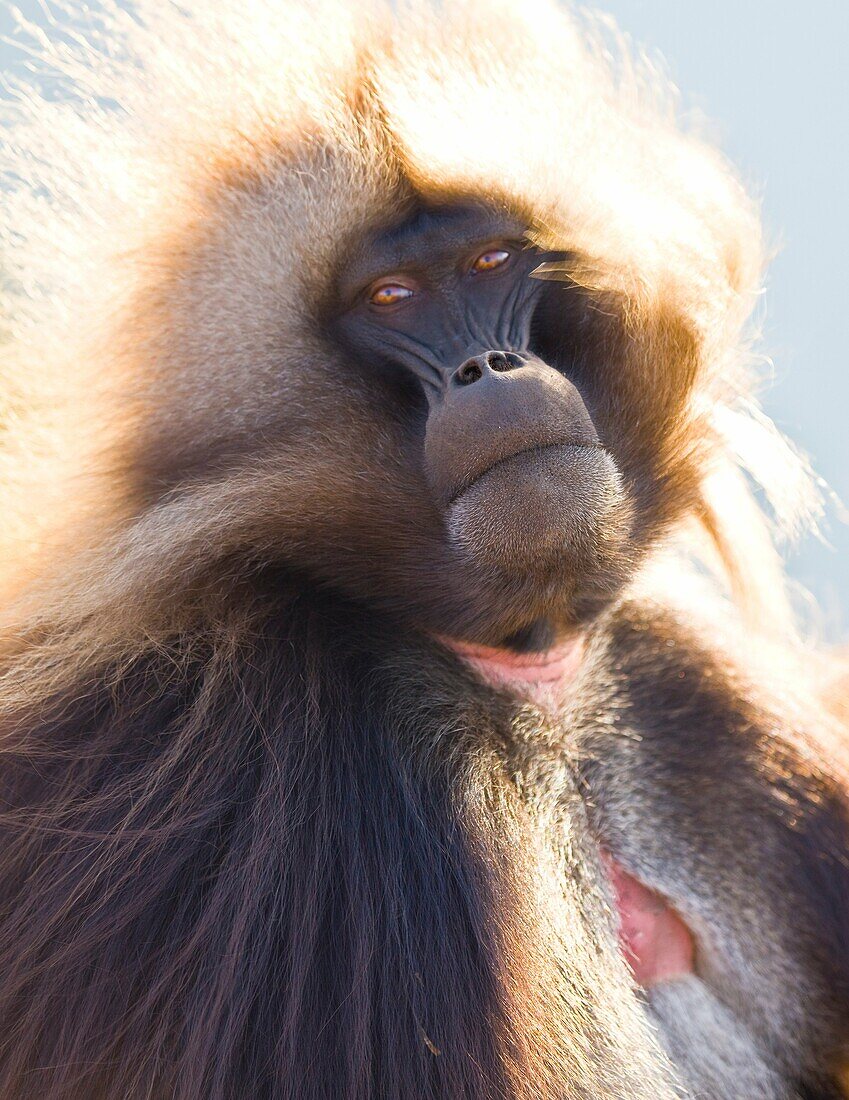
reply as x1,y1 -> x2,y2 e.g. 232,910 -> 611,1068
0,0 -> 823,659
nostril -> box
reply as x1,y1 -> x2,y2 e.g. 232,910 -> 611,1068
456,359 -> 484,385
454,351 -> 523,385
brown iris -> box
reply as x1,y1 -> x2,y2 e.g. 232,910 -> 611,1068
470,248 -> 510,274
369,283 -> 415,307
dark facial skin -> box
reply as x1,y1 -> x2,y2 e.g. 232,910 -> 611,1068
333,204 -> 628,650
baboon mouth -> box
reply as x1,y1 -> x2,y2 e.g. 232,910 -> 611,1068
446,441 -> 607,506
444,444 -> 626,575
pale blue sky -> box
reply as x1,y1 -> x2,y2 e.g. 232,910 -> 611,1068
599,1 -> 849,636
2,1 -> 847,634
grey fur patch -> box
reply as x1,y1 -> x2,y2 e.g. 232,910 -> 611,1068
648,978 -> 799,1100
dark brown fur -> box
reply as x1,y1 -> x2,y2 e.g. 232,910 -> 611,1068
0,585 -> 674,1099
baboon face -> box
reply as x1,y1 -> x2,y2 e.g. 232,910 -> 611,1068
330,201 -> 631,646
139,176 -> 700,649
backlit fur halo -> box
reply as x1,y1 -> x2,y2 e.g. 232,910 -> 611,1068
0,0 -> 820,667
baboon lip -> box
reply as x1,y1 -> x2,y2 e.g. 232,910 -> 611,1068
446,440 -> 607,506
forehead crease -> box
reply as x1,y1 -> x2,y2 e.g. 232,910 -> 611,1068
379,206 -> 475,252
364,205 -> 513,274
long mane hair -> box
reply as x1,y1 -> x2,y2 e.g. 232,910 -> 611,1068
0,1 -> 831,1096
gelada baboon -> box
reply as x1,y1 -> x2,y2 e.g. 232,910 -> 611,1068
0,1 -> 847,1097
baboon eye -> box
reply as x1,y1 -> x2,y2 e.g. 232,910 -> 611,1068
369,282 -> 415,307
470,248 -> 511,274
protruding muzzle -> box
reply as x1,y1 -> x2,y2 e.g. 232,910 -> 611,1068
424,352 -> 600,506
423,351 -> 626,576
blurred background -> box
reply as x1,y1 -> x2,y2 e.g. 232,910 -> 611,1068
1,1 -> 847,636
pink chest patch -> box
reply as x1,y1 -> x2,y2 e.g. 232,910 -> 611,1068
440,634 -> 586,706
443,633 -> 694,986
603,853 -> 695,986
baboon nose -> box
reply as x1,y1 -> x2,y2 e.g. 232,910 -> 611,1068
452,351 -> 522,386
